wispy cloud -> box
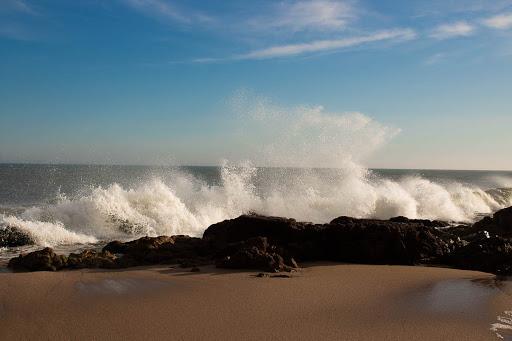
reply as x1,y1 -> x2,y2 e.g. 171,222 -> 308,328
483,13 -> 512,29
237,29 -> 416,60
248,0 -> 356,32
192,28 -> 416,62
122,0 -> 213,25
430,21 -> 475,39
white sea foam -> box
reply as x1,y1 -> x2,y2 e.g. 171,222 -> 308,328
0,214 -> 97,246
1,163 -> 511,247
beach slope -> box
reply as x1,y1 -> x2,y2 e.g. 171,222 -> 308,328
0,264 -> 509,340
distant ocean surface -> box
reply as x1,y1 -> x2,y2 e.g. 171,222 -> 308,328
1,163 -> 512,262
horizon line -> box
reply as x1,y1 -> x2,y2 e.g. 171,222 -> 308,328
0,162 -> 511,173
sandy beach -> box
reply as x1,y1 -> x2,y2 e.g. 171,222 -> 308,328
1,264 -> 510,340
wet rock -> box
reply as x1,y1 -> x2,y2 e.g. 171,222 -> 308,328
0,225 -> 33,247
389,216 -> 450,228
215,237 -> 297,272
325,217 -> 456,265
203,214 -> 319,250
9,208 -> 512,275
206,214 -> 456,266
8,247 -> 67,272
467,206 -> 512,238
495,206 -> 512,228
443,235 -> 512,275
67,249 -> 118,269
103,235 -> 207,265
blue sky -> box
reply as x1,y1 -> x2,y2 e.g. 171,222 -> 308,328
0,0 -> 511,169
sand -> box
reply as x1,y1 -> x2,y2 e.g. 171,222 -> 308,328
0,263 -> 510,340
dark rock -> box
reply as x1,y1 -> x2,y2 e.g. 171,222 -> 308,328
205,214 -> 455,266
0,225 -> 33,247
102,240 -> 127,254
203,214 -> 318,250
495,206 -> 512,228
8,247 -> 67,272
103,235 -> 207,265
204,214 -> 326,261
67,249 -> 118,269
216,237 -> 296,272
443,236 -> 512,275
190,267 -> 200,272
9,208 -> 512,275
325,217 -> 456,265
467,206 -> 512,238
389,216 -> 450,228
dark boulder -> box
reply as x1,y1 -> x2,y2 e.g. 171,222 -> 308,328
467,206 -> 512,238
67,249 -> 118,269
203,214 -> 318,248
8,247 -> 67,272
216,237 -> 297,272
0,225 -> 33,247
325,217 -> 456,265
103,235 -> 207,265
443,235 -> 512,275
205,214 -> 457,266
389,216 -> 450,228
495,206 -> 512,228
203,214 -> 326,260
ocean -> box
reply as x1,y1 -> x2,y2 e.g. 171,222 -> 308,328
1,163 -> 512,263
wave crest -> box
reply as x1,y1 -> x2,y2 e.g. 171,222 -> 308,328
1,164 -> 511,247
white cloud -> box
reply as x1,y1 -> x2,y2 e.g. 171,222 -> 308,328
123,0 -> 212,25
483,13 -> 512,29
235,28 -> 416,60
429,21 -> 475,39
249,0 -> 356,32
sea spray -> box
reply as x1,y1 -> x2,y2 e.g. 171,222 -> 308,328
1,164 -> 511,247
0,93 -> 511,247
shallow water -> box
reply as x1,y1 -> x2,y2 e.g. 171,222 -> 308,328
408,277 -> 512,339
75,278 -> 173,296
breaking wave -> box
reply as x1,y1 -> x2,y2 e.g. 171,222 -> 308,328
1,163 -> 511,247
1,93 -> 511,247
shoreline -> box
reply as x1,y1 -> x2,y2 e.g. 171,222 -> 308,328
0,263 -> 510,340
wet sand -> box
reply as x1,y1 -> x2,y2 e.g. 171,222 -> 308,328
0,264 -> 510,340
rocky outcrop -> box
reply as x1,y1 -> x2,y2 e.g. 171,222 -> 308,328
0,225 -> 33,247
443,236 -> 512,275
323,216 -> 458,265
204,214 -> 459,265
103,235 -> 210,267
7,206 -> 512,275
8,247 -> 67,272
215,237 -> 297,272
468,206 -> 512,238
67,249 -> 118,269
